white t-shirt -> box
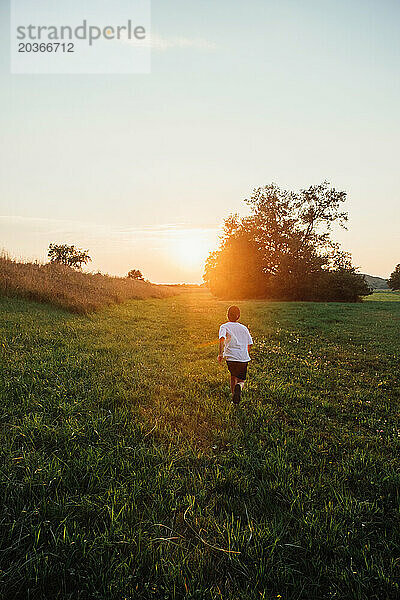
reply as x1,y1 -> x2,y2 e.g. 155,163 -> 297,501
219,322 -> 253,362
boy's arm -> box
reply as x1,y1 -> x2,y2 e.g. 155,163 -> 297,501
218,337 -> 224,363
248,330 -> 253,354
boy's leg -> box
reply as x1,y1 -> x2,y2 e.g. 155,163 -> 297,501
230,377 -> 245,394
236,363 -> 247,393
232,380 -> 242,404
229,363 -> 246,402
232,375 -> 245,404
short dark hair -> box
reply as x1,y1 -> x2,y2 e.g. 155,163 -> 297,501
227,305 -> 240,321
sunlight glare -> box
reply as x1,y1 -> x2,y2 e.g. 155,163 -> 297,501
170,233 -> 211,269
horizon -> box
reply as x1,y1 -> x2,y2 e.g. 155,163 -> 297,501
0,242 -> 393,286
1,0 -> 399,283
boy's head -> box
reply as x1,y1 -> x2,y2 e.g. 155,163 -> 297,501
227,305 -> 240,322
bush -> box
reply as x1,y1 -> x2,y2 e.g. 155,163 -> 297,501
315,269 -> 372,302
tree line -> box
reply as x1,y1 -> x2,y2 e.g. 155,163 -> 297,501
204,182 -> 398,301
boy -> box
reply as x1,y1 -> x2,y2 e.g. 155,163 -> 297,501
218,305 -> 253,404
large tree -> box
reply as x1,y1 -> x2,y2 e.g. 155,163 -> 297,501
204,182 -> 370,301
204,219 -> 266,298
388,264 -> 400,290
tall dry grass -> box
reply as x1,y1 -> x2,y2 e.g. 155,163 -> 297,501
0,253 -> 174,313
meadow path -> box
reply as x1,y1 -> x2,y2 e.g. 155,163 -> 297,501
1,290 -> 399,599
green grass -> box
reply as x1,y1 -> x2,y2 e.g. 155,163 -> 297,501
365,291 -> 400,302
1,291 -> 399,600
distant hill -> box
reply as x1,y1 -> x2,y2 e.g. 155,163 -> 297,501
362,274 -> 389,290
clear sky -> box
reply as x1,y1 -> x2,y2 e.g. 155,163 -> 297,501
1,0 -> 399,282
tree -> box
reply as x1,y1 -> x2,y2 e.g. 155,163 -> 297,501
204,182 -> 369,302
47,244 -> 91,270
244,181 -> 347,281
388,264 -> 400,290
204,227 -> 267,298
127,269 -> 144,281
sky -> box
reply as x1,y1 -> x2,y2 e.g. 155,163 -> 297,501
1,0 -> 399,282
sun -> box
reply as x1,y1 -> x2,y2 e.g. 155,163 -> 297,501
169,233 -> 211,269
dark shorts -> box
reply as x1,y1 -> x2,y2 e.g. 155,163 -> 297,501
226,360 -> 248,381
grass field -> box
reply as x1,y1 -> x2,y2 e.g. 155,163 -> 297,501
0,254 -> 173,313
365,291 -> 400,302
1,290 -> 399,599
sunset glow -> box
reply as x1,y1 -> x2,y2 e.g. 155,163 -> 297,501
169,233 -> 212,269
1,0 -> 399,283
